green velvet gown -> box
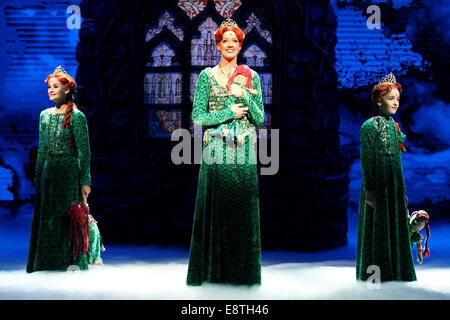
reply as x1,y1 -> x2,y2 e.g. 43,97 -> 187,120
186,67 -> 265,286
356,115 -> 416,282
26,108 -> 104,273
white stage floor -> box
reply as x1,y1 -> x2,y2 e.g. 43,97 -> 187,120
1,258 -> 450,300
1,209 -> 450,300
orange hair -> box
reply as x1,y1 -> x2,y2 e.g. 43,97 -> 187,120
371,82 -> 402,106
214,26 -> 245,45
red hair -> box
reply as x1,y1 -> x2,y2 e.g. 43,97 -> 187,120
371,82 -> 402,105
214,26 -> 245,45
371,82 -> 406,151
45,73 -> 77,147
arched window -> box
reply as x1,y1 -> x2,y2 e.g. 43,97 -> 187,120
143,0 -> 273,139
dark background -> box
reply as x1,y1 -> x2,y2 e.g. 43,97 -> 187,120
0,0 -> 448,253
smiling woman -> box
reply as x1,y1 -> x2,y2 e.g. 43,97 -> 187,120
186,18 -> 265,286
214,21 -> 245,64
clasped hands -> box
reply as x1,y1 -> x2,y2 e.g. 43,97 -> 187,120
227,83 -> 248,119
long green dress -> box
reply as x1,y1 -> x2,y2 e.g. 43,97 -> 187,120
356,115 -> 416,282
26,107 -> 104,273
186,67 -> 265,286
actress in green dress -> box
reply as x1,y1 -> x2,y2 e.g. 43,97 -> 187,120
186,18 -> 265,286
26,66 -> 104,273
356,73 -> 416,282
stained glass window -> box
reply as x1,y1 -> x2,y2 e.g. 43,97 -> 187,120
146,11 -> 184,42
148,42 -> 177,67
178,0 -> 207,19
242,43 -> 267,67
191,17 -> 221,66
144,5 -> 274,140
259,72 -> 272,105
243,13 -> 272,44
214,0 -> 242,18
179,0 -> 242,19
144,73 -> 182,104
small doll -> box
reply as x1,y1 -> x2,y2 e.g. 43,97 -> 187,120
67,199 -> 105,266
409,210 -> 430,264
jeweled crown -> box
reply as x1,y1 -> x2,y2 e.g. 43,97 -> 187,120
220,17 -> 238,29
378,72 -> 396,84
53,65 -> 69,77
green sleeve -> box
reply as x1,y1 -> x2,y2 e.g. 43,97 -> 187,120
34,110 -> 47,187
360,120 -> 375,191
410,231 -> 422,244
241,71 -> 265,126
73,111 -> 91,186
192,69 -> 236,126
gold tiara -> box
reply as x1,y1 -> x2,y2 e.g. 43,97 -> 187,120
53,65 -> 69,77
378,72 -> 396,84
220,17 -> 238,29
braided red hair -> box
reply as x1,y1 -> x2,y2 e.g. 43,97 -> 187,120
423,223 -> 431,257
45,73 -> 76,147
392,119 -> 407,152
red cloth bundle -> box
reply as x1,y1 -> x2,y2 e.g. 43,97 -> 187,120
226,64 -> 254,91
67,202 -> 90,257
